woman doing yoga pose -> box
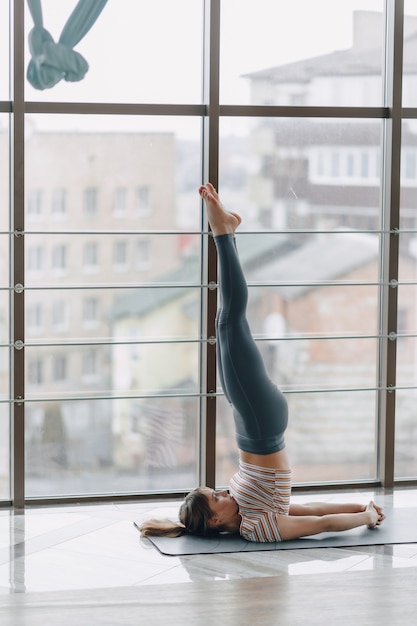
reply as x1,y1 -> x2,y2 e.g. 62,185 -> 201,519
140,183 -> 385,542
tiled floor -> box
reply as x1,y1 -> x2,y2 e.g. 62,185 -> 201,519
1,488 -> 417,624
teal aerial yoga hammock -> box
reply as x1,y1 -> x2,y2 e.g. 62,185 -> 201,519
26,0 -> 108,90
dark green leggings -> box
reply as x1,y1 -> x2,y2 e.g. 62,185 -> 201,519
215,234 -> 288,455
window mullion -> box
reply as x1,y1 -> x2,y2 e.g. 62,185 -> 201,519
377,0 -> 404,488
12,0 -> 26,509
201,0 -> 221,489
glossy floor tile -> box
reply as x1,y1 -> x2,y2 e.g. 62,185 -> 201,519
0,488 -> 416,624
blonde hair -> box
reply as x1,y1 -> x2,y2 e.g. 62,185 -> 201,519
139,488 -> 217,538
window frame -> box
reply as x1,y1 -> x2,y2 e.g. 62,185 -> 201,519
5,0 -> 416,508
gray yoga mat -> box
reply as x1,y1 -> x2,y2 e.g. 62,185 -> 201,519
135,506 -> 417,556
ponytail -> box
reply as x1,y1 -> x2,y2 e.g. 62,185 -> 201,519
139,518 -> 188,538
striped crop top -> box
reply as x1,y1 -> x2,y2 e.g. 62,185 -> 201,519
229,461 -> 292,542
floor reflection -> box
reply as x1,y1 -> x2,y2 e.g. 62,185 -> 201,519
0,488 -> 416,593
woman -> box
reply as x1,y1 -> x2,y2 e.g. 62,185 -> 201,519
140,183 -> 385,542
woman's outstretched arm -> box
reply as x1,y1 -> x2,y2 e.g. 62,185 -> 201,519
289,501 -> 385,518
277,500 -> 384,541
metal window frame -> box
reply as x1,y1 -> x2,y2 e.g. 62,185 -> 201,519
4,0 -> 416,509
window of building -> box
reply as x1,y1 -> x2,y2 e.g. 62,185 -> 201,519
331,151 -> 340,177
404,151 -> 416,181
83,242 -> 99,272
360,152 -> 370,179
113,240 -> 128,271
26,303 -> 43,335
82,350 -> 98,381
52,188 -> 67,218
27,359 -> 43,386
26,246 -> 44,274
51,300 -> 69,331
53,355 -> 67,382
52,245 -> 68,274
135,239 -> 151,270
347,153 -> 355,177
27,190 -> 43,219
83,187 -> 98,217
317,152 -> 324,177
135,186 -> 151,216
82,297 -> 99,327
113,187 -> 128,216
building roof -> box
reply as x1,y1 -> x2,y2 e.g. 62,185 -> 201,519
110,233 -> 293,320
110,230 -> 381,320
250,230 -> 379,300
245,23 -> 417,84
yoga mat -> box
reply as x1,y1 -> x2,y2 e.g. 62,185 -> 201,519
135,506 -> 417,556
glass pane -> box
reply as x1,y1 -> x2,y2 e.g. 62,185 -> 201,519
395,382 -> 417,480
403,1 -> 417,107
24,0 -> 203,104
0,114 -> 9,499
288,390 -> 376,482
0,3 -> 8,100
396,284 -> 417,481
25,397 -> 199,497
217,390 -> 376,485
216,114 -> 382,484
0,118 -> 8,232
25,341 -> 200,400
396,126 -> 417,479
24,114 -> 203,496
220,0 -> 384,105
0,350 -> 9,500
24,234 -> 202,285
25,115 -> 202,231
219,118 -> 382,232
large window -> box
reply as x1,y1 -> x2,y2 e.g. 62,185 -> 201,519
2,0 -> 417,506
23,115 -> 202,497
215,118 -> 384,485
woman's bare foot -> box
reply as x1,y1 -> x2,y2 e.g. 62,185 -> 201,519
199,183 -> 242,236
366,501 -> 384,529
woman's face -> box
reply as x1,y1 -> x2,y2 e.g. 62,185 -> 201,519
200,487 -> 239,527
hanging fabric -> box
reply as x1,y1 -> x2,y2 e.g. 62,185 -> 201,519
26,0 -> 108,90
